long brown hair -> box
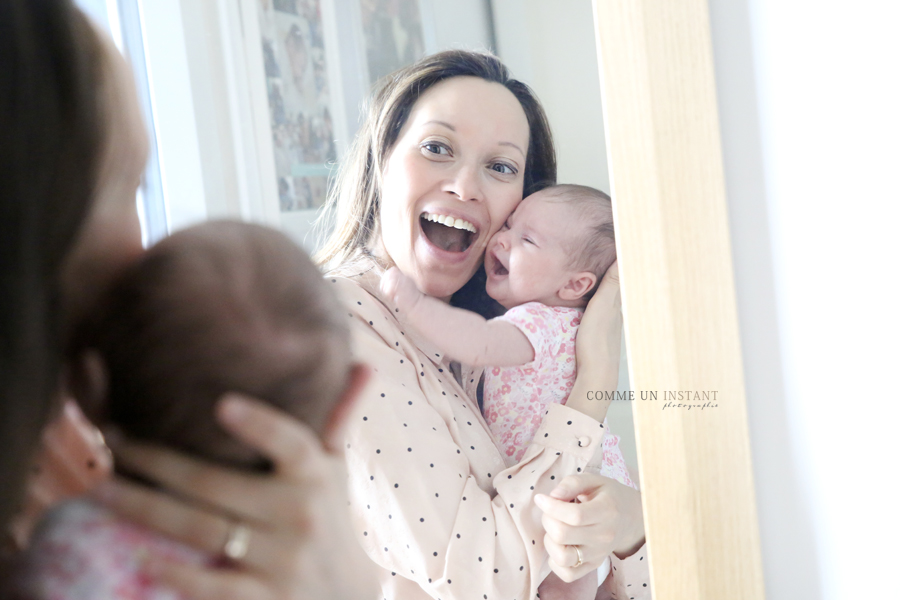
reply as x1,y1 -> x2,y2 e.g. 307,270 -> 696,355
0,0 -> 104,538
315,50 -> 557,276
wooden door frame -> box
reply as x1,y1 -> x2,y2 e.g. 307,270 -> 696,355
591,1 -> 765,598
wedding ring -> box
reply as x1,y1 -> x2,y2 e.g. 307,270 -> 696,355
222,521 -> 251,561
570,544 -> 584,569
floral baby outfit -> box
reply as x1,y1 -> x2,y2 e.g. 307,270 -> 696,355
471,302 -> 634,487
479,302 -> 582,464
15,498 -> 208,600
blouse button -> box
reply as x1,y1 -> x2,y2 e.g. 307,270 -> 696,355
577,436 -> 592,448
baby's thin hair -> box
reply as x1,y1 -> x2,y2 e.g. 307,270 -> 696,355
542,184 -> 616,301
85,221 -> 351,471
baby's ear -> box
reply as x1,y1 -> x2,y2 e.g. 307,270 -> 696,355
66,349 -> 109,423
558,272 -> 598,302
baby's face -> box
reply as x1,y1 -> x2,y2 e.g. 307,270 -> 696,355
484,192 -> 585,309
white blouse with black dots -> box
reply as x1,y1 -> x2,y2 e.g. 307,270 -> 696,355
332,273 -> 650,600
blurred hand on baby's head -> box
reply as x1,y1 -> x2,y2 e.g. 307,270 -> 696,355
72,221 -> 359,471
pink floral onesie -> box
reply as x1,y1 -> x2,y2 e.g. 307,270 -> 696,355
469,302 -> 634,487
15,498 -> 210,600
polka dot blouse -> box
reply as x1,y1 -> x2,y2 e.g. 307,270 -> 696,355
333,272 -> 650,600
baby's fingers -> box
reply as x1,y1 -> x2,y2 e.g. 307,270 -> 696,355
380,266 -> 403,299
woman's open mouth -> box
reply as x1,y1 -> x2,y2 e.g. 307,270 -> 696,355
420,212 -> 477,253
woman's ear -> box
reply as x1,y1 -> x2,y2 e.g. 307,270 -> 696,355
322,363 -> 371,452
558,272 -> 598,302
65,349 -> 109,421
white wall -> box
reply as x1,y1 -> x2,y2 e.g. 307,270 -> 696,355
710,1 -> 900,598
178,0 -> 243,222
492,0 -> 610,196
421,0 -> 494,54
138,0 -> 208,231
492,0 -> 636,474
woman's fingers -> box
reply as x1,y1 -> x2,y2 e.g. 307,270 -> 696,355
604,260 -> 619,284
216,394 -> 326,479
535,475 -> 610,526
543,535 -> 605,583
91,478 -> 289,574
580,264 -> 622,360
145,558 -> 275,600
534,493 -> 589,526
567,261 -> 622,420
110,439 -> 299,525
536,471 -> 646,572
547,473 -> 604,502
94,478 -> 225,551
540,511 -> 613,548
537,474 -> 646,559
536,483 -> 616,582
109,396 -> 338,524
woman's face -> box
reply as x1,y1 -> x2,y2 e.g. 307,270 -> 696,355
379,76 -> 529,300
61,32 -> 147,332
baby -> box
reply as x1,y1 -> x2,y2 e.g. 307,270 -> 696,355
17,221 -> 360,600
381,184 -> 635,598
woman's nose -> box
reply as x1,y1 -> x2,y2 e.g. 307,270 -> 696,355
445,164 -> 483,202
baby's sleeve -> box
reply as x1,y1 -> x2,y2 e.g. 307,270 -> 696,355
492,303 -> 562,365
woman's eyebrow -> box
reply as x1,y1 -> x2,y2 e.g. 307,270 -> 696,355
423,120 -> 456,131
499,141 -> 525,158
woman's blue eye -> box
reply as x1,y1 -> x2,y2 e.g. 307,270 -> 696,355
491,163 -> 516,175
423,143 -> 449,155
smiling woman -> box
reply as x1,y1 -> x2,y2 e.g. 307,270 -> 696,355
315,52 -> 555,283
376,76 -> 528,300
308,50 -> 649,600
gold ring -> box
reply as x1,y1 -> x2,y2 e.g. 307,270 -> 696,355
222,521 -> 251,561
570,545 -> 583,569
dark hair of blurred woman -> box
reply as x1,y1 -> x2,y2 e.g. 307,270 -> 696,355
0,0 -> 105,543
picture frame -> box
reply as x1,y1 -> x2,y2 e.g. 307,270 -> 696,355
221,0 -> 435,250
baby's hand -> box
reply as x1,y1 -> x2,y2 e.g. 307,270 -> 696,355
380,267 -> 423,312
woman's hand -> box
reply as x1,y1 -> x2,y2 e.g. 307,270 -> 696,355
534,472 -> 644,583
566,262 -> 622,422
93,395 -> 378,600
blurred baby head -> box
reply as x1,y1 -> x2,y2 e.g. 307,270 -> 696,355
80,221 -> 354,469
